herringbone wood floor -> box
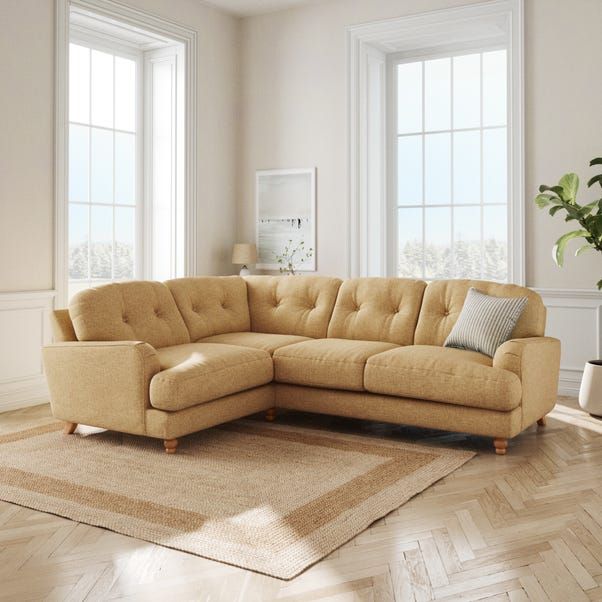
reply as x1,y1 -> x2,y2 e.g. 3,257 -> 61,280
1,398 -> 601,601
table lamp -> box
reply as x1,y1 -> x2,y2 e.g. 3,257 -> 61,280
232,243 -> 257,276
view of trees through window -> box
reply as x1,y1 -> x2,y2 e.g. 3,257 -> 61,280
68,42 -> 137,299
396,49 -> 508,281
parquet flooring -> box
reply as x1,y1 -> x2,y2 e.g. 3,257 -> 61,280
1,397 -> 601,601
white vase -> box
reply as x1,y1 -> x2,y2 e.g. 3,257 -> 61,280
579,360 -> 602,417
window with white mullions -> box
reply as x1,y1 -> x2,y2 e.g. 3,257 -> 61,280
68,41 -> 138,300
395,48 -> 508,281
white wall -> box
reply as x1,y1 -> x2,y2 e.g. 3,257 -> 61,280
239,0 -> 602,290
0,0 -> 55,292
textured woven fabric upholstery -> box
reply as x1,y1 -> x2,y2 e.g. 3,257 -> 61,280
69,281 -> 189,349
199,331 -> 310,355
166,276 -> 251,341
364,345 -> 522,412
327,277 -> 426,345
46,276 -> 560,446
273,338 -> 398,391
414,280 -> 546,347
150,343 -> 273,411
244,275 -> 342,338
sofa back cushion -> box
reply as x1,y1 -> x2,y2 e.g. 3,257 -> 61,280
166,276 -> 251,341
327,278 -> 427,345
244,275 -> 342,338
414,279 -> 546,347
69,281 -> 190,349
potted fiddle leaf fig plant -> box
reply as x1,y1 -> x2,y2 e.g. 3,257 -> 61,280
535,158 -> 602,417
534,157 -> 602,289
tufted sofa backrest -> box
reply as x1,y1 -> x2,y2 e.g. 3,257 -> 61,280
327,278 -> 427,345
166,276 -> 250,341
414,279 -> 546,346
69,281 -> 190,349
244,275 -> 342,338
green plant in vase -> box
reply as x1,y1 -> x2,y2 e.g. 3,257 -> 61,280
274,240 -> 314,275
534,157 -> 602,289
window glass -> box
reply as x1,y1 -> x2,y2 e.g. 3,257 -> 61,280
395,50 -> 508,281
68,41 -> 138,297
397,62 -> 422,134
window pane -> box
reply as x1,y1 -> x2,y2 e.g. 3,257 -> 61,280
483,205 -> 507,280
91,128 -> 113,204
425,58 -> 450,131
69,125 -> 89,203
483,50 -> 507,127
398,208 -> 422,278
69,204 -> 89,280
69,44 -> 89,123
483,128 -> 507,204
425,133 -> 451,205
453,54 -> 480,129
91,49 -> 113,128
115,132 -> 135,205
397,135 -> 422,205
453,130 -> 480,204
397,62 -> 422,134
115,207 -> 135,279
453,206 -> 481,278
90,205 -> 113,279
424,207 -> 452,279
115,56 -> 136,132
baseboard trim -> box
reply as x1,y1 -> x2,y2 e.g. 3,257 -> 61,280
0,379 -> 49,413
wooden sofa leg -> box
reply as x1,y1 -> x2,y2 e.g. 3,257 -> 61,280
63,422 -> 78,434
164,439 -> 178,454
265,408 -> 277,422
494,438 -> 508,455
537,415 -> 547,427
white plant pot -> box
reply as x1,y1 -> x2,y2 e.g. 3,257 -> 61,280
579,360 -> 602,417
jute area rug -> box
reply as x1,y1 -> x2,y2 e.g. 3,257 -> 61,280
0,420 -> 474,579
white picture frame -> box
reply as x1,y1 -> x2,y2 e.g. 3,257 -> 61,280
255,168 -> 316,271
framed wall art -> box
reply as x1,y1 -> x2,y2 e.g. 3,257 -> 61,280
255,168 -> 316,271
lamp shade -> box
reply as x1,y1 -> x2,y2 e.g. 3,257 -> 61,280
232,243 -> 257,265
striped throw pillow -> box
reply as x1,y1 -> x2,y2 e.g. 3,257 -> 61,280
444,288 -> 528,358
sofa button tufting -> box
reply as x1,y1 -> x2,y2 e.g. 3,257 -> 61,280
122,316 -> 128,323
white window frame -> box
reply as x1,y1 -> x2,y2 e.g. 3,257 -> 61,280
347,0 -> 524,284
67,31 -> 144,291
55,0 -> 198,307
387,43 -> 510,281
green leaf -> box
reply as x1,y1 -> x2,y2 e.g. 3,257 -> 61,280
581,200 -> 599,215
598,279 -> 602,290
535,193 -> 554,208
559,173 -> 579,203
589,157 -> 602,166
549,205 -> 564,216
553,229 -> 589,266
575,244 -> 594,256
539,184 -> 563,196
587,174 -> 602,189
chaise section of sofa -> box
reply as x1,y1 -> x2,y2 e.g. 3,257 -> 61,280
43,275 -> 561,455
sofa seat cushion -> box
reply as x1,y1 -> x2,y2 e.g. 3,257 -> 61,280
199,332 -> 311,355
364,345 -> 522,411
273,338 -> 398,391
150,343 -> 273,411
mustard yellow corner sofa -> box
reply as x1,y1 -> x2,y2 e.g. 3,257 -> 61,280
43,276 -> 560,455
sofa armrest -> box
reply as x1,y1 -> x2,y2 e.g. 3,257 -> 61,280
43,341 -> 161,435
493,337 -> 561,428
